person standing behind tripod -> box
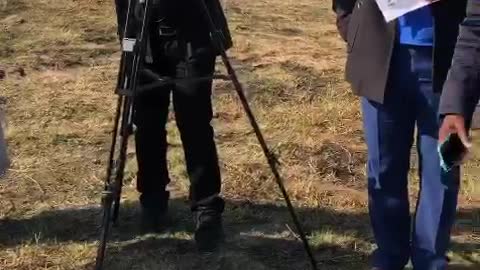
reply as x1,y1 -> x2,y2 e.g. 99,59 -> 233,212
115,0 -> 232,252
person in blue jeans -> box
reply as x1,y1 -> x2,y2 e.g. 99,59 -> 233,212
362,8 -> 460,270
332,0 -> 467,269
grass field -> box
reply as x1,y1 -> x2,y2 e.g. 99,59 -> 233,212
0,0 -> 479,269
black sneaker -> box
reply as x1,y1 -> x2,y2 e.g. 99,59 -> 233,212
139,191 -> 169,233
193,210 -> 225,252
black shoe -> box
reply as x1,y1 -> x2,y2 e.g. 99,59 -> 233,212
140,206 -> 168,233
139,191 -> 169,233
193,210 -> 225,252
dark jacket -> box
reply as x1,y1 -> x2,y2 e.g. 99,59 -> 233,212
332,0 -> 467,104
115,0 -> 233,54
439,0 -> 480,119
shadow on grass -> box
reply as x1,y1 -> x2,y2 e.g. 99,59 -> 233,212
0,198 -> 370,245
0,199 -> 479,269
83,235 -> 368,270
0,198 -> 195,247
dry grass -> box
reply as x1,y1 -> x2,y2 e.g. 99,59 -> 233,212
0,0 -> 479,269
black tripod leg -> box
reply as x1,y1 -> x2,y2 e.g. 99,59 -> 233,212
95,0 -> 156,268
95,191 -> 114,270
95,96 -> 133,268
220,50 -> 319,270
94,94 -> 124,270
197,1 -> 318,269
112,98 -> 134,224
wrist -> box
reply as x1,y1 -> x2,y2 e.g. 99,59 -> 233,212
442,113 -> 464,119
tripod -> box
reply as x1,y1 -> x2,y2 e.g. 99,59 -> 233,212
94,1 -> 319,269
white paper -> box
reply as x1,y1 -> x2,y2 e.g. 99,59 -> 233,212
375,0 -> 438,22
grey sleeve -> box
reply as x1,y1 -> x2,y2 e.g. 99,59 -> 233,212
439,0 -> 480,119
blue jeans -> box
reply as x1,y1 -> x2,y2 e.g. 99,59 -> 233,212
362,45 -> 460,270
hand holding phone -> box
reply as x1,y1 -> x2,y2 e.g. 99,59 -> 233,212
438,133 -> 469,172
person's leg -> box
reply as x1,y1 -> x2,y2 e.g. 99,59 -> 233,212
172,42 -> 224,251
411,47 -> 461,270
133,38 -> 176,215
134,86 -> 172,211
172,44 -> 223,213
363,45 -> 417,270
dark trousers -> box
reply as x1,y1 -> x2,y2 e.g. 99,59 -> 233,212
134,36 -> 224,213
362,45 -> 460,270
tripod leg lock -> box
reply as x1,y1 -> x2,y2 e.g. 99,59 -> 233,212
266,151 -> 280,166
122,38 -> 136,52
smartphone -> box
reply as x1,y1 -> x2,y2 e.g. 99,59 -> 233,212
438,133 -> 468,172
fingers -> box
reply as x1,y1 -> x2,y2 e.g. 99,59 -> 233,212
438,126 -> 450,143
439,115 -> 456,143
439,115 -> 472,148
456,121 -> 472,148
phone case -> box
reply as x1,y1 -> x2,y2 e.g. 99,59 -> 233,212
438,133 -> 467,172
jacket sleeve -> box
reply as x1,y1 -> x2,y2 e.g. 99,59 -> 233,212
439,0 -> 480,120
332,0 -> 357,41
